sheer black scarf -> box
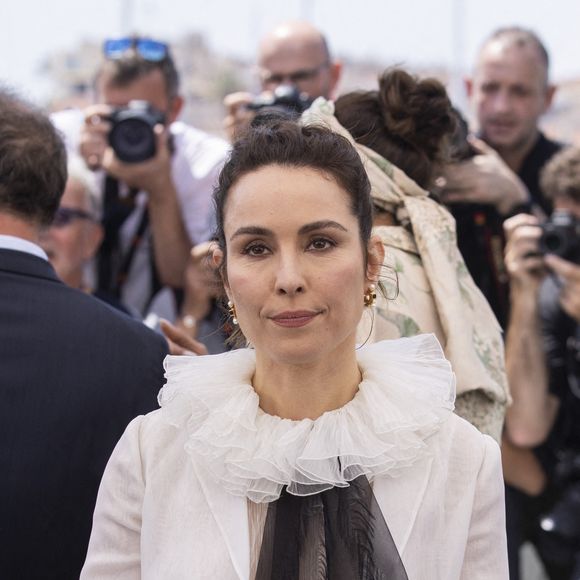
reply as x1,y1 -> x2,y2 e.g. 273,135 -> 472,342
255,475 -> 408,580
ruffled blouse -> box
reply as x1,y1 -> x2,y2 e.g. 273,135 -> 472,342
158,334 -> 456,504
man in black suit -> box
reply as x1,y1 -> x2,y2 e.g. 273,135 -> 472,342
0,88 -> 168,579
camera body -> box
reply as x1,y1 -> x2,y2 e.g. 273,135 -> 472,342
108,100 -> 165,163
539,210 -> 580,262
247,86 -> 314,117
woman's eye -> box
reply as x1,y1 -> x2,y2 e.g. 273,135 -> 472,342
308,238 -> 335,251
243,242 -> 270,256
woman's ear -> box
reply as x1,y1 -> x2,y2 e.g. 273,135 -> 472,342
366,235 -> 385,282
211,246 -> 224,269
211,245 -> 230,297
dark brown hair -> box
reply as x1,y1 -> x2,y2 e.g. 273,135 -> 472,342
213,118 -> 373,275
0,87 -> 67,225
540,146 -> 580,203
334,68 -> 455,190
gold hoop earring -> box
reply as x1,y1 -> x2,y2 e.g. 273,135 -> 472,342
227,300 -> 238,325
363,284 -> 376,308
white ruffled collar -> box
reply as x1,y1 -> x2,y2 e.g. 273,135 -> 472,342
158,334 -> 455,503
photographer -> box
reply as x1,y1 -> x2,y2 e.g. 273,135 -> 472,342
504,146 -> 580,579
438,28 -> 562,329
52,37 -> 229,318
223,21 -> 342,141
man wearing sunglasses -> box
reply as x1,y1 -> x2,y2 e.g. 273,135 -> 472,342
224,21 -> 342,141
52,36 -> 229,319
40,156 -> 103,289
39,156 -> 134,315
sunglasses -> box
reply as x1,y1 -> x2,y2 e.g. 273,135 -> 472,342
51,207 -> 95,228
103,37 -> 169,62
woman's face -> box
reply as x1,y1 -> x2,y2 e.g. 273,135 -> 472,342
220,164 -> 382,366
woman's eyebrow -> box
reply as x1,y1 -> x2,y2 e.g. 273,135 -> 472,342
229,226 -> 273,241
229,221 -> 348,242
298,220 -> 348,235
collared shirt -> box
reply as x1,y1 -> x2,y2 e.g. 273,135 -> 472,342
0,235 -> 48,260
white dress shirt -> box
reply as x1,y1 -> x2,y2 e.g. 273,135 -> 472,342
0,235 -> 48,260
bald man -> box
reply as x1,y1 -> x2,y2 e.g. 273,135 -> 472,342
441,27 -> 561,216
224,21 -> 341,141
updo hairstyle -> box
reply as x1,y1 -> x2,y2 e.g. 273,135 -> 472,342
213,119 -> 374,278
334,68 -> 455,190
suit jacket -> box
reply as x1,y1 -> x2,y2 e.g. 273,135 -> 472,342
0,249 -> 168,580
81,345 -> 509,580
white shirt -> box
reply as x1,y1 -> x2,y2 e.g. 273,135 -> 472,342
0,235 -> 48,260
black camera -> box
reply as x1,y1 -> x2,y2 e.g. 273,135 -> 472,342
539,210 -> 580,262
247,86 -> 314,117
108,100 -> 165,163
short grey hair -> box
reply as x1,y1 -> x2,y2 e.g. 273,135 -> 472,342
481,27 -> 550,83
66,155 -> 102,220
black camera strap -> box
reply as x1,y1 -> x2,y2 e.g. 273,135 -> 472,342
566,330 -> 580,400
97,176 -> 161,309
453,204 -> 510,327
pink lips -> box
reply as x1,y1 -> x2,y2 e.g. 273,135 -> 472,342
270,310 -> 320,328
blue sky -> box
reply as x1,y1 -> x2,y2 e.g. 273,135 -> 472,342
2,0 -> 580,104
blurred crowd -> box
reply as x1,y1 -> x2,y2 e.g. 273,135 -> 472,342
1,20 -> 580,580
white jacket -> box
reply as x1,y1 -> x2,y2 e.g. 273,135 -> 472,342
81,336 -> 509,579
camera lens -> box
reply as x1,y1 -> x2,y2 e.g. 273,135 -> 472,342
109,118 -> 157,163
542,231 -> 565,254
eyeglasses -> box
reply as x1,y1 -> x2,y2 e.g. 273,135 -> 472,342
260,62 -> 330,87
103,37 -> 169,62
51,207 -> 95,228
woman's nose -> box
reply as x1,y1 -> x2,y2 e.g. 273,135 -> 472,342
274,254 -> 306,295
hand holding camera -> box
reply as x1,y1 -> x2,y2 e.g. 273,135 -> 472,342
224,86 -> 313,142
80,104 -> 112,170
504,213 -> 546,293
505,212 -> 580,319
80,100 -> 172,196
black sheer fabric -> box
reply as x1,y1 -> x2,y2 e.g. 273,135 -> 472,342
255,475 -> 408,580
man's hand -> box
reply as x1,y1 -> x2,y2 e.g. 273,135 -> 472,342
439,137 -> 529,216
504,213 -> 546,293
102,124 -> 173,197
178,241 -> 223,336
160,319 -> 208,356
223,92 -> 256,142
79,105 -> 113,170
545,254 -> 580,322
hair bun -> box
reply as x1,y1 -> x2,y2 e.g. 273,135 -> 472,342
378,69 -> 454,160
